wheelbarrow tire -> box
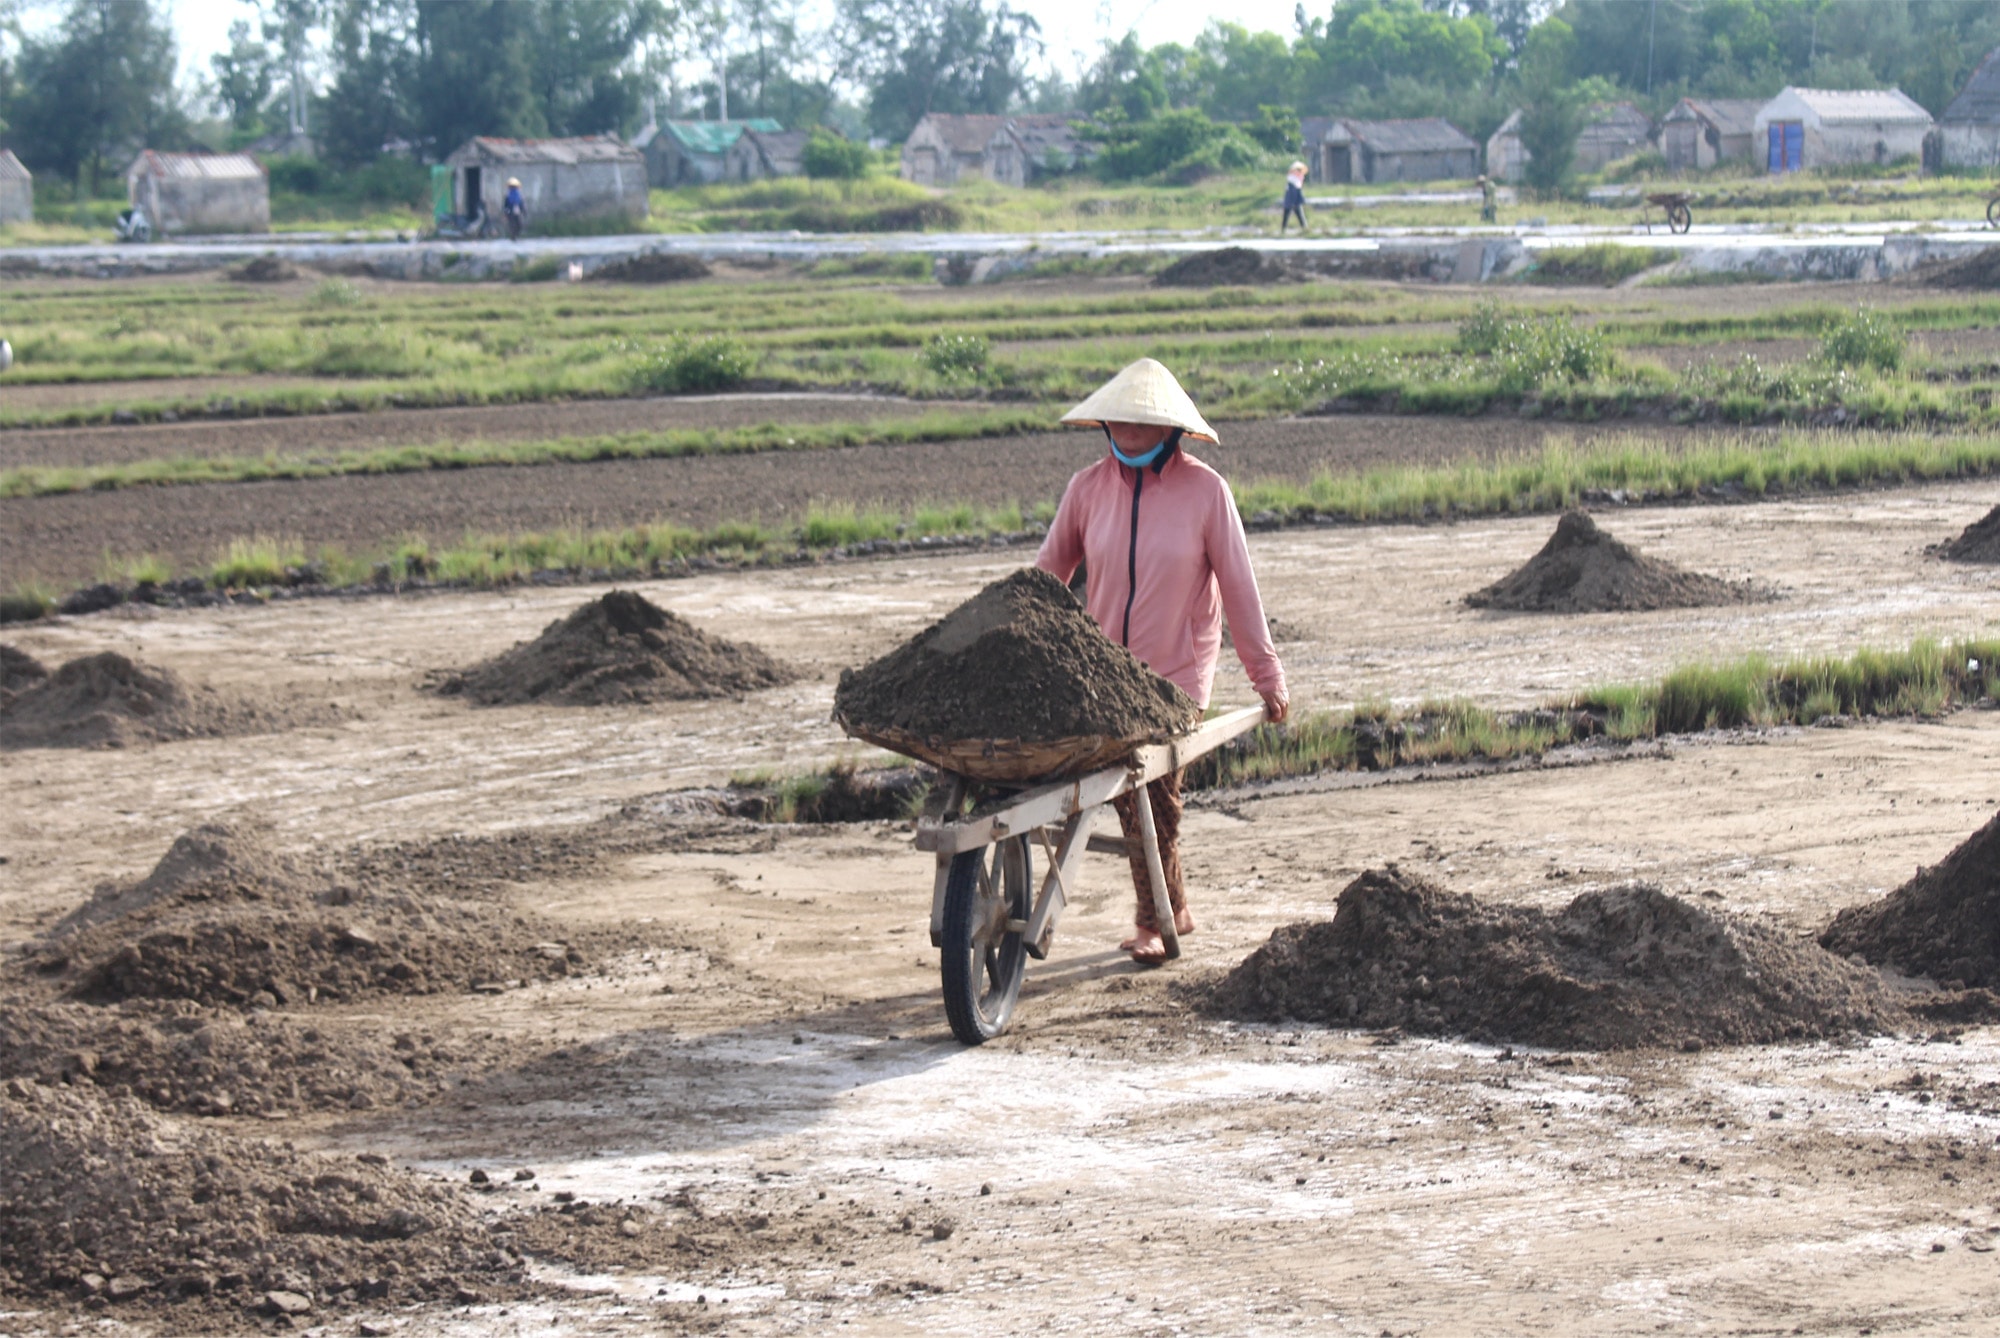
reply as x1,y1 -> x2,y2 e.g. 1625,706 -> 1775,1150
1667,203 -> 1692,234
939,836 -> 1033,1044
1987,197 -> 2000,230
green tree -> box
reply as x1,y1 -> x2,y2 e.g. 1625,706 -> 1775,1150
412,0 -> 541,153
6,0 -> 185,193
1300,0 -> 1504,103
210,19 -> 275,133
835,0 -> 1040,142
1516,16 -> 1582,194
320,0 -> 418,166
525,0 -> 661,137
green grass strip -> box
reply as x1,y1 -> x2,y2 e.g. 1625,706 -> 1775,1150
0,408 -> 1056,499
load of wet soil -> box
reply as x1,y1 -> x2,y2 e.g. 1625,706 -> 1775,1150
0,1081 -> 520,1309
227,255 -> 304,283
1154,246 -> 1299,287
21,824 -> 614,1008
1466,511 -> 1767,613
1,644 -> 47,705
1933,503 -> 2000,563
833,567 -> 1197,743
0,1001 -> 500,1117
1820,811 -> 2000,990
437,590 -> 796,706
590,252 -> 712,283
1205,867 -> 1903,1049
0,651 -> 283,749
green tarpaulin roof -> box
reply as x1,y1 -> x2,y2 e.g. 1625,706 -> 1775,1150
661,119 -> 783,155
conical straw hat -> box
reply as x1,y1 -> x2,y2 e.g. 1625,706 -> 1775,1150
1060,357 -> 1218,443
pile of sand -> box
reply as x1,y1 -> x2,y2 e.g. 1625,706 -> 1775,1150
1205,867 -> 1902,1049
1821,811 -> 2000,990
0,1082 -> 517,1308
438,590 -> 795,706
25,825 -> 602,1008
1466,511 -> 1767,613
1,644 -> 47,705
590,252 -> 711,283
833,567 -> 1197,744
1154,247 -> 1299,287
1934,504 -> 2000,564
0,651 -> 276,749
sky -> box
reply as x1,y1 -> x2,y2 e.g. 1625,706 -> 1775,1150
115,0 -> 1315,103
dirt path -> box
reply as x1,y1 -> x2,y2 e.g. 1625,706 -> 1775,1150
4,489 -> 2000,1335
1,416 -> 1756,586
0,393 -> 993,470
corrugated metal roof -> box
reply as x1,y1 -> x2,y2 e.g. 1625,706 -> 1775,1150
1665,98 -> 1763,136
455,134 -> 645,165
659,120 -> 781,156
1943,47 -> 2000,124
1328,117 -> 1475,154
1581,102 -> 1653,139
1787,87 -> 1932,124
128,150 -> 264,180
0,149 -> 30,181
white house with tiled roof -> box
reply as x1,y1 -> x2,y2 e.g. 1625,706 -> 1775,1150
1753,88 -> 1932,173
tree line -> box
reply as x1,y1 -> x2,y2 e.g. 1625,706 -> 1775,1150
2,0 -> 1998,196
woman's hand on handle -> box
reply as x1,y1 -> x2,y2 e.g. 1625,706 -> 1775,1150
1261,689 -> 1290,724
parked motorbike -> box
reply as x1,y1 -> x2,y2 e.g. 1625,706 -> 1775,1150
114,207 -> 152,243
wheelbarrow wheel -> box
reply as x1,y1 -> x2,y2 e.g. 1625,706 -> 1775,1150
1667,202 -> 1692,234
1987,197 -> 2000,230
939,836 -> 1033,1044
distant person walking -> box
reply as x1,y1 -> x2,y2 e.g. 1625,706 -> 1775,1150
1478,173 -> 1497,224
503,176 -> 526,241
1280,160 -> 1308,233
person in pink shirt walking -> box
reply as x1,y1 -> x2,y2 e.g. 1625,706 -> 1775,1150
1035,359 -> 1290,965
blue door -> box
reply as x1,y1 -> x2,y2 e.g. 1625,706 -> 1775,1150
1768,122 -> 1803,173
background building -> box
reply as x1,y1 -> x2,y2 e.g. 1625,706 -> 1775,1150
0,150 -> 31,225
1753,88 -> 1932,172
1309,117 -> 1478,184
443,135 -> 648,225
1659,98 -> 1763,172
1937,47 -> 2000,170
638,120 -> 783,188
900,113 -> 1078,187
722,128 -> 809,181
125,151 -> 268,235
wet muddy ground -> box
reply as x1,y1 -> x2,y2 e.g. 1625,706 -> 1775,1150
3,485 -> 2000,1334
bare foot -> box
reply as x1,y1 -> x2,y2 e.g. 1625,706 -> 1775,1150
1123,930 -> 1169,966
1119,909 -> 1195,953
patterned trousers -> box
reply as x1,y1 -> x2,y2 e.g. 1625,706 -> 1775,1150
1111,769 -> 1185,933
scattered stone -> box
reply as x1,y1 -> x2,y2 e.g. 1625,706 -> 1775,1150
358,1323 -> 392,1336
931,1220 -> 955,1241
1934,503 -> 2000,564
1465,511 -> 1768,614
264,1290 -> 314,1315
436,590 -> 796,707
107,1275 -> 151,1300
1204,866 -> 1906,1049
1821,811 -> 2000,991
834,567 -> 1196,758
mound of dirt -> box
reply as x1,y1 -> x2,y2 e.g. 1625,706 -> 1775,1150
1466,511 -> 1768,613
0,1081 -> 516,1307
1205,866 -> 1903,1050
833,567 -> 1197,744
1,644 -> 47,705
1154,246 -> 1299,287
227,255 -> 303,283
1910,248 -> 2000,290
1934,503 -> 2000,563
590,252 -> 712,283
0,1001 -> 499,1117
437,590 -> 796,706
1820,811 -> 2000,989
0,651 -> 278,749
24,824 -> 614,1007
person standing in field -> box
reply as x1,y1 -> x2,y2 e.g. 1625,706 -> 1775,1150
1479,173 -> 1497,224
1281,160 -> 1308,233
503,177 -> 526,240
1035,359 -> 1290,965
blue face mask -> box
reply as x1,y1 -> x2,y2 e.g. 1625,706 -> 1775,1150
1105,426 -> 1179,470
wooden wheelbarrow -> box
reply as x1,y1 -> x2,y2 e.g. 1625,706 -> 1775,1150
1645,191 -> 1694,234
846,706 -> 1268,1044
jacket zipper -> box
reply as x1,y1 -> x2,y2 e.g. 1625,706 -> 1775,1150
1121,466 -> 1142,646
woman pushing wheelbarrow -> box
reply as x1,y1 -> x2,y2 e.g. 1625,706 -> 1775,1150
1035,358 -> 1290,964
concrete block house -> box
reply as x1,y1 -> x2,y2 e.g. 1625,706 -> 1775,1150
443,135 -> 648,224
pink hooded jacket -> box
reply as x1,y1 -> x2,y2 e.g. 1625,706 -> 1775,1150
1035,446 -> 1285,709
